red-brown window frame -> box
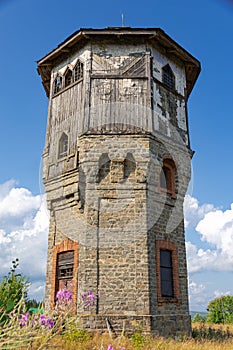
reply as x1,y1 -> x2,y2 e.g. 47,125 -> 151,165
159,157 -> 176,199
51,237 -> 78,308
156,240 -> 181,305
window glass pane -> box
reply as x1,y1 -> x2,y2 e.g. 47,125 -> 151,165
161,279 -> 173,297
160,249 -> 174,297
160,250 -> 172,267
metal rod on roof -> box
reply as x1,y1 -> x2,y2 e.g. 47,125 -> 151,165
121,13 -> 125,27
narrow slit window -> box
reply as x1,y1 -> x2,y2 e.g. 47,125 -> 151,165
162,64 -> 175,90
58,132 -> 68,159
160,249 -> 174,297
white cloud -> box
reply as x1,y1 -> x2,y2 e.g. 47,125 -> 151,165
0,185 -> 41,220
0,181 -> 49,300
185,195 -> 233,273
186,241 -> 232,273
196,205 -> 233,254
189,280 -> 205,295
184,194 -> 215,228
28,280 -> 46,302
188,280 -> 208,311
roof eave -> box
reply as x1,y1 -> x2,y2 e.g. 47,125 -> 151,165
37,28 -> 200,98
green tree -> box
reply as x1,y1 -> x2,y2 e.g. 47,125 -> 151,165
206,295 -> 233,324
192,313 -> 205,323
0,259 -> 29,322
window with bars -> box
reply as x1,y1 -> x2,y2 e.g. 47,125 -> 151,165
74,60 -> 83,82
53,75 -> 63,94
58,132 -> 68,159
160,249 -> 174,297
162,64 -> 175,90
53,60 -> 83,95
65,68 -> 73,87
56,250 -> 74,291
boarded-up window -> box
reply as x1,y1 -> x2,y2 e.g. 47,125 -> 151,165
56,250 -> 74,292
58,132 -> 68,159
160,249 -> 174,297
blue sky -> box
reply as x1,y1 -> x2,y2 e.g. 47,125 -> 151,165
0,0 -> 233,311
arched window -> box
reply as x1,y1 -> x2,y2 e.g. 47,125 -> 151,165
64,68 -> 73,87
162,64 -> 175,90
58,132 -> 68,159
159,158 -> 176,198
53,75 -> 63,94
74,60 -> 83,82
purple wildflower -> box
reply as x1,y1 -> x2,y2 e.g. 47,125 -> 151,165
107,345 -> 114,350
46,317 -> 55,329
56,289 -> 72,304
39,314 -> 47,326
81,291 -> 96,307
39,314 -> 55,329
19,312 -> 29,327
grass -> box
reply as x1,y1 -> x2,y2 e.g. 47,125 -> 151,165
18,323 -> 233,350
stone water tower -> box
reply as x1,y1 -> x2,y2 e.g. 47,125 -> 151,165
37,27 -> 200,337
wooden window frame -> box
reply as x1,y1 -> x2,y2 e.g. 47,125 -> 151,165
53,75 -> 63,94
74,60 -> 83,82
51,238 -> 78,307
52,60 -> 84,96
64,68 -> 73,87
156,240 -> 181,305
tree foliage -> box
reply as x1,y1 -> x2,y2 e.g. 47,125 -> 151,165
192,313 -> 206,323
0,259 -> 29,323
206,295 -> 233,324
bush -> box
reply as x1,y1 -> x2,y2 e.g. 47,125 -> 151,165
192,313 -> 206,323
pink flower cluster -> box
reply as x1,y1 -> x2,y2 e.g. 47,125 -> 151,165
81,291 -> 96,307
107,345 -> 125,350
19,313 -> 54,329
19,312 -> 29,327
39,314 -> 55,329
56,289 -> 73,304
